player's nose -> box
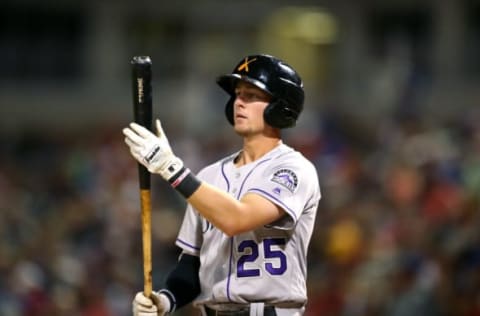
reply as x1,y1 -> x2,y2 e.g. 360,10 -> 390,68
234,96 -> 246,108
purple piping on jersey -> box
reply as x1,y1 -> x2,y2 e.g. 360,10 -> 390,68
220,160 -> 231,192
226,238 -> 234,302
236,158 -> 272,200
176,238 -> 200,251
225,157 -> 272,302
248,188 -> 298,222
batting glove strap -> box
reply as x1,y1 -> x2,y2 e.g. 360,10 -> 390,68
158,289 -> 176,314
157,156 -> 184,181
168,167 -> 201,199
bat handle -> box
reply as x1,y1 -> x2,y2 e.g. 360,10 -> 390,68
140,189 -> 153,297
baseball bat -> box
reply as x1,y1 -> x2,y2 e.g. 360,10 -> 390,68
131,55 -> 153,297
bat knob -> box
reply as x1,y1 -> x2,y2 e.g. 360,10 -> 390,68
132,56 -> 152,65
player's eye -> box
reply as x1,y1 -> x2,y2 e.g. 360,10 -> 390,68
235,90 -> 262,101
244,92 -> 256,100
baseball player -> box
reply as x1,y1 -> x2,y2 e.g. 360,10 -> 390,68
123,54 -> 321,316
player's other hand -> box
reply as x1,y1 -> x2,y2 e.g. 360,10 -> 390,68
123,119 -> 184,180
132,291 -> 171,316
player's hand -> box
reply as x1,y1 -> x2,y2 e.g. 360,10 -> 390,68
132,291 -> 171,316
123,119 -> 184,180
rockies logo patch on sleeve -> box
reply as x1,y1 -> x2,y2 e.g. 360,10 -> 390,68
271,169 -> 298,193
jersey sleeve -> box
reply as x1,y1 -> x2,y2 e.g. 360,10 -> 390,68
175,203 -> 203,256
174,165 -> 217,255
246,156 -> 320,230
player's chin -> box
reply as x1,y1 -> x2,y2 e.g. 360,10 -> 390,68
233,124 -> 251,136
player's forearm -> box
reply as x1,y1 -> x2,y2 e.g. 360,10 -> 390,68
187,182 -> 282,236
187,183 -> 250,236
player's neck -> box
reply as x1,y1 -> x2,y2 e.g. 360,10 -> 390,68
236,136 -> 282,166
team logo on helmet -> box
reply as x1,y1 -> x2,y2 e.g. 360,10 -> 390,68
271,169 -> 298,193
237,57 -> 257,72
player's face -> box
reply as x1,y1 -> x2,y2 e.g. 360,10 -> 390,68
233,81 -> 271,136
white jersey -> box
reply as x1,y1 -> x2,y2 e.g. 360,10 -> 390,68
175,143 -> 321,308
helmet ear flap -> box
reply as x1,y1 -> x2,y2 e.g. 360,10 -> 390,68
224,96 -> 235,125
264,100 -> 299,129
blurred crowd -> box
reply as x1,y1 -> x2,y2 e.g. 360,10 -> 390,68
0,103 -> 479,316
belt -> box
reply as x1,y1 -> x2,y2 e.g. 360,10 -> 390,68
204,306 -> 277,316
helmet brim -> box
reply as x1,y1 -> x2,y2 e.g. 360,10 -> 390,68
216,74 -> 271,96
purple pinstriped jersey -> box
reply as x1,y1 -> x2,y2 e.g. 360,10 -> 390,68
175,144 -> 320,308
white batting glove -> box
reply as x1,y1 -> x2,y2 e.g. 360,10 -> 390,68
132,291 -> 171,316
123,119 -> 184,181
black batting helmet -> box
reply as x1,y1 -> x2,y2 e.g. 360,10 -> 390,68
216,54 -> 305,129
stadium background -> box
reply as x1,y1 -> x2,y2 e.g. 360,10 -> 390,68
0,0 -> 479,315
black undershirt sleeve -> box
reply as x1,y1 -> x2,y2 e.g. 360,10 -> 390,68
159,252 -> 201,312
